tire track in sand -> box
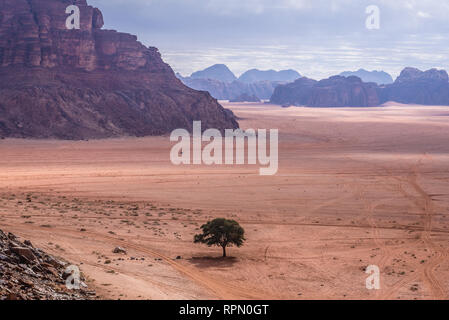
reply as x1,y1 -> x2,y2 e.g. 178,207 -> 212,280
380,157 -> 447,300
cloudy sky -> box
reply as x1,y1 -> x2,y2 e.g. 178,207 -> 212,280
89,0 -> 449,80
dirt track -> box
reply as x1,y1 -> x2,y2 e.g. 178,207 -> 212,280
0,102 -> 449,299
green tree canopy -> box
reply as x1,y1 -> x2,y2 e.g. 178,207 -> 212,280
194,218 -> 245,257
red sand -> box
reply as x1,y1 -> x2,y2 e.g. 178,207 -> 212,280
0,102 -> 448,299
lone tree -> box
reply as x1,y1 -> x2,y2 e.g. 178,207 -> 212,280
194,218 -> 245,257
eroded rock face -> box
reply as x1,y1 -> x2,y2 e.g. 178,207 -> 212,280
270,68 -> 449,107
380,68 -> 449,105
0,0 -> 238,139
271,76 -> 380,107
270,77 -> 317,106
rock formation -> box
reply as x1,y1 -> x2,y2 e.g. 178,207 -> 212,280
179,65 -> 301,101
271,76 -> 380,107
270,77 -> 317,106
0,0 -> 238,139
271,68 -> 449,107
380,67 -> 449,105
190,64 -> 237,82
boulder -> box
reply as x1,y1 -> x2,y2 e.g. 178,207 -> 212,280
10,247 -> 37,263
113,247 -> 127,255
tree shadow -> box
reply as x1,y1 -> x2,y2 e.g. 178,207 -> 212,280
188,256 -> 238,269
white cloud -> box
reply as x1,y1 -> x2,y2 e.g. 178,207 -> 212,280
89,0 -> 449,79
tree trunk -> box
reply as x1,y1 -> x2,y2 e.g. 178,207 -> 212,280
222,245 -> 227,258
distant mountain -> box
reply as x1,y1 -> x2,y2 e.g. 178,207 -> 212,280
380,67 -> 449,105
271,67 -> 449,107
191,64 -> 237,82
339,69 -> 393,85
270,77 -> 318,106
180,65 -> 301,100
180,77 -> 280,100
238,69 -> 301,84
271,76 -> 380,107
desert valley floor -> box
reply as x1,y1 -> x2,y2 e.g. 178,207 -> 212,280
1,102 -> 449,300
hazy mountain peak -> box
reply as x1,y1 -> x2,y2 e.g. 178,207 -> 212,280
190,64 -> 237,82
396,67 -> 449,83
339,69 -> 394,85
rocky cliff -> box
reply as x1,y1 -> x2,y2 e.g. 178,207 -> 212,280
380,68 -> 449,105
271,68 -> 449,107
0,0 -> 238,139
271,76 -> 380,107
270,77 -> 317,106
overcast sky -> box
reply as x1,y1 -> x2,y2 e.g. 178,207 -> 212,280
89,0 -> 449,80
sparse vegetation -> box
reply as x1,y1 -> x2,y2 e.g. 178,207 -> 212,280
194,218 -> 245,257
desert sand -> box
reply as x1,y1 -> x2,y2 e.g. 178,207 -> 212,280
1,102 -> 449,300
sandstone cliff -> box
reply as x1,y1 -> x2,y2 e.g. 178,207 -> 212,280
380,68 -> 449,106
271,76 -> 380,107
271,68 -> 449,107
0,0 -> 238,139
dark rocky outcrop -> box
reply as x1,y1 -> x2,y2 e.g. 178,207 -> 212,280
230,93 -> 261,103
271,68 -> 449,107
0,229 -> 95,300
380,68 -> 449,105
0,0 -> 238,139
270,77 -> 317,106
271,76 -> 380,107
238,69 -> 301,84
339,69 -> 393,85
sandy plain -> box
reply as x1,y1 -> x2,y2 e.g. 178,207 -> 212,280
1,102 -> 449,300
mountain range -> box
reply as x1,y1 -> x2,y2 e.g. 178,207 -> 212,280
190,64 -> 238,82
271,67 -> 449,107
178,64 -> 301,100
0,0 -> 238,140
